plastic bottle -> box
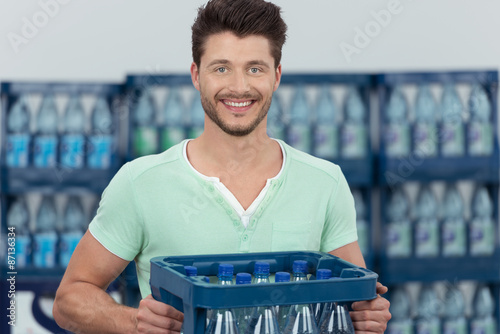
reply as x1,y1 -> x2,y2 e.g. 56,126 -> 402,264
33,196 -> 58,268
341,86 -> 368,158
469,186 -> 495,256
6,197 -> 31,268
275,271 -> 292,332
161,87 -> 186,150
287,85 -> 312,153
386,188 -> 412,258
413,84 -> 438,157
313,84 -> 338,159
252,261 -> 271,284
34,94 -> 59,168
234,272 -> 252,334
267,95 -> 286,141
133,89 -> 158,156
59,196 -> 86,267
386,286 -> 413,334
6,95 -> 31,167
442,284 -> 467,334
414,185 -> 439,258
384,86 -> 410,157
61,96 -> 86,168
414,284 -> 441,334
470,284 -> 497,334
440,83 -> 465,157
467,84 -> 493,156
311,269 -> 332,325
441,184 -> 467,257
317,301 -> 355,334
206,264 -> 239,334
352,189 -> 369,256
188,91 -> 205,139
88,97 -> 114,169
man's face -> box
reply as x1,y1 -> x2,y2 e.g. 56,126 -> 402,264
191,32 -> 281,137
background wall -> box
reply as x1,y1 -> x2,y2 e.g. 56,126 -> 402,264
1,0 -> 500,82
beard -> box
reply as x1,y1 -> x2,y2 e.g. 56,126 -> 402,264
200,90 -> 272,137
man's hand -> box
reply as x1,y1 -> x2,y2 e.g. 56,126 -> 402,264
350,282 -> 391,334
135,294 -> 184,334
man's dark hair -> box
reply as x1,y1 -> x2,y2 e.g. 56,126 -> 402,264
192,0 -> 287,69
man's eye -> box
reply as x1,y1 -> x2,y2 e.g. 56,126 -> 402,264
250,68 -> 259,74
217,67 -> 226,73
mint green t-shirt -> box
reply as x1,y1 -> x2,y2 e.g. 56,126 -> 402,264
89,140 -> 357,297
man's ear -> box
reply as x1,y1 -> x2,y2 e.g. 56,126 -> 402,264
273,64 -> 282,92
190,62 -> 200,91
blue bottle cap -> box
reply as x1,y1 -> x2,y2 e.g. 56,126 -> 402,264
203,276 -> 210,283
316,269 -> 332,280
218,263 -> 234,276
184,266 -> 197,277
292,260 -> 308,273
236,272 -> 252,285
254,261 -> 270,275
275,271 -> 291,283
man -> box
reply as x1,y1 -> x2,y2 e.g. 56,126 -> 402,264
53,0 -> 391,333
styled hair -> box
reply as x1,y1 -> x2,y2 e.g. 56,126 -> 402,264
192,0 -> 287,69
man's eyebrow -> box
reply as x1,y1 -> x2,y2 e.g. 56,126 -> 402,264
247,60 -> 271,68
206,59 -> 231,67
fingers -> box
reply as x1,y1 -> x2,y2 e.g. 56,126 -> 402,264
350,295 -> 391,334
136,294 -> 184,333
376,282 -> 389,295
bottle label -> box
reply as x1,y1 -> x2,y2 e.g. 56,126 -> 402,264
387,320 -> 413,334
133,127 -> 158,156
88,135 -> 113,169
161,126 -> 185,151
471,317 -> 497,334
287,123 -> 311,153
6,134 -> 30,167
442,219 -> 466,257
385,123 -> 410,158
386,221 -> 411,257
440,123 -> 465,157
34,135 -> 57,168
61,134 -> 85,168
14,235 -> 31,268
314,124 -> 338,159
33,233 -> 58,268
59,231 -> 83,267
468,122 -> 493,156
413,122 -> 438,157
341,123 -> 367,158
469,218 -> 495,256
415,318 -> 440,334
443,318 -> 467,334
415,218 -> 439,257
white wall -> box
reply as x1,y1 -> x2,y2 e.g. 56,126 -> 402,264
1,0 -> 499,82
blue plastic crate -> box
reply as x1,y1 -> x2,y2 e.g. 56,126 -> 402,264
150,251 -> 378,333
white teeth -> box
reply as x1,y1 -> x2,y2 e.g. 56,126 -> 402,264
224,101 -> 252,107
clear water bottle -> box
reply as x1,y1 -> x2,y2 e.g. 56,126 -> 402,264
6,197 -> 31,268
311,269 -> 332,325
267,95 -> 286,141
441,184 -> 467,257
470,284 -> 497,334
234,272 -> 252,333
313,84 -> 338,159
6,95 -> 31,167
206,264 -> 239,334
414,284 -> 441,334
59,196 -> 86,267
34,94 -> 58,168
33,196 -> 58,268
341,86 -> 368,158
414,185 -> 439,258
467,84 -> 493,156
442,284 -> 467,334
317,301 -> 354,334
275,271 -> 292,332
161,87 -> 186,150
386,188 -> 412,258
287,85 -> 312,153
413,84 -> 438,157
440,83 -> 465,157
252,261 -> 271,284
188,91 -> 205,139
133,89 -> 158,156
61,96 -> 85,169
387,286 -> 413,334
384,87 -> 410,157
88,97 -> 114,169
352,189 -> 369,256
469,186 -> 495,256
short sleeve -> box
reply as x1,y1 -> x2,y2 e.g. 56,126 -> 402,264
319,166 -> 358,252
88,163 -> 145,261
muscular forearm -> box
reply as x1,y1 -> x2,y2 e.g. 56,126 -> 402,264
54,281 -> 137,334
